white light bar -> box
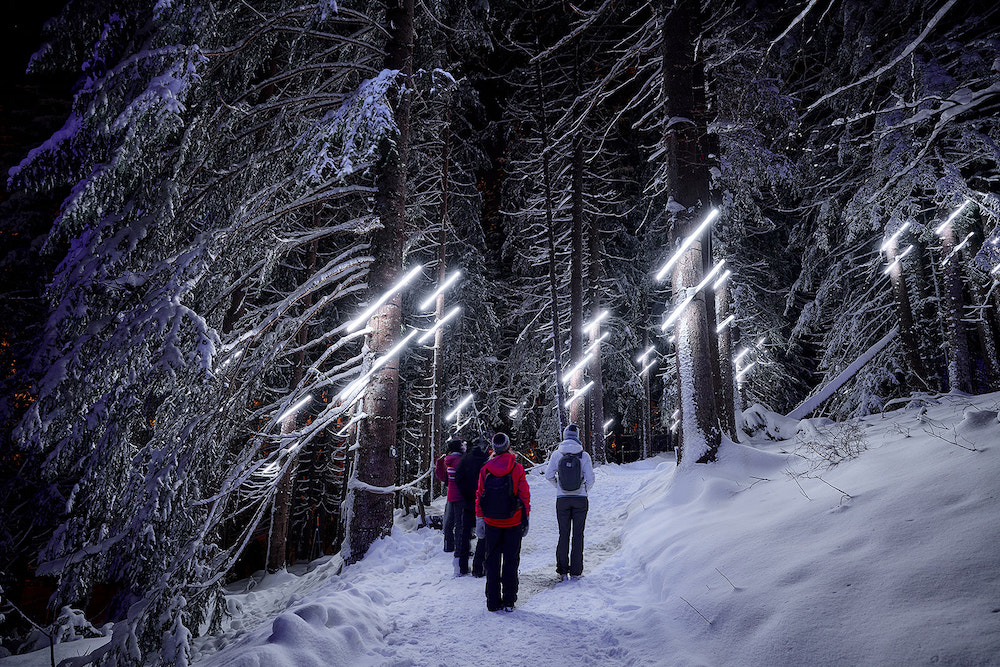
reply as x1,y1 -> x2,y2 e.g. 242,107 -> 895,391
661,259 -> 728,331
636,345 -> 656,364
347,265 -> 423,332
584,310 -> 609,334
639,359 -> 657,376
880,221 -> 911,252
277,394 -> 312,423
655,208 -> 719,281
736,361 -> 756,380
446,394 -> 474,421
419,270 -> 462,312
338,329 -> 420,402
712,269 -> 732,292
585,331 -> 610,355
716,315 -> 735,333
603,418 -> 615,431
418,305 -> 462,344
883,244 -> 914,275
941,232 -> 975,267
562,353 -> 595,385
564,381 -> 595,408
934,201 -> 969,236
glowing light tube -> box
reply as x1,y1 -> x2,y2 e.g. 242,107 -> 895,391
564,381 -> 594,408
880,221 -> 911,252
712,269 -> 732,292
934,201 -> 969,236
338,329 -> 420,402
655,208 -> 719,281
661,259 -> 727,331
562,353 -> 595,385
584,310 -> 609,334
585,332 -> 610,355
277,394 -> 312,423
636,345 -> 656,364
639,360 -> 657,376
991,263 -> 1000,275
446,394 -> 474,421
604,418 -> 615,431
941,232 -> 975,267
419,271 -> 462,312
717,315 -> 735,333
883,245 -> 914,275
418,306 -> 462,344
347,265 -> 424,332
736,361 -> 756,380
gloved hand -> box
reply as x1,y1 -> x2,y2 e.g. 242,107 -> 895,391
476,517 -> 486,540
521,516 -> 529,537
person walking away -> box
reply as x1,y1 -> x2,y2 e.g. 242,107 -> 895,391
455,433 -> 490,576
545,423 -> 595,580
435,436 -> 466,557
475,432 -> 530,611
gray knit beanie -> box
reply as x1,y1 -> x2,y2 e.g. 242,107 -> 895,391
563,423 -> 581,442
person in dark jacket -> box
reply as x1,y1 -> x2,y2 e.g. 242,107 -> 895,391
435,436 -> 466,556
475,432 -> 530,612
454,434 -> 490,576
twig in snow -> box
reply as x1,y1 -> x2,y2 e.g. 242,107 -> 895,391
716,568 -> 739,591
679,596 -> 712,625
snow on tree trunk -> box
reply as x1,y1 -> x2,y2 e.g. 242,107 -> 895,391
661,0 -> 721,464
570,140 -> 586,429
588,192 -> 606,464
534,60 -> 568,427
716,280 -> 737,438
885,242 -> 930,392
346,0 -> 413,565
939,224 -> 973,393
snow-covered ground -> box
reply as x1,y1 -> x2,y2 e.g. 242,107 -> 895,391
5,392 -> 1000,666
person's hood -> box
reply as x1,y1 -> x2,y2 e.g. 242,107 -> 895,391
484,451 -> 516,476
558,439 -> 584,454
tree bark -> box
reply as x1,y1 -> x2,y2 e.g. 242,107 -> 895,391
716,280 -> 737,438
569,140 -> 586,428
885,243 -> 929,392
938,225 -> 973,393
588,186 -> 606,464
661,0 -> 721,464
346,0 -> 413,564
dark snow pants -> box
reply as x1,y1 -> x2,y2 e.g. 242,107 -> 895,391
484,523 -> 522,610
556,495 -> 588,576
457,500 -> 475,574
443,500 -> 462,552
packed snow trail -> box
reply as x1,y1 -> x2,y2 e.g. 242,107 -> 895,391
348,458 -> 665,666
193,455 -> 672,667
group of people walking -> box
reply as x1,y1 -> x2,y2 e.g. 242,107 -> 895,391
434,424 -> 596,612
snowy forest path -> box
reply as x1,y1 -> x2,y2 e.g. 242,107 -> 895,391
365,456 -> 668,666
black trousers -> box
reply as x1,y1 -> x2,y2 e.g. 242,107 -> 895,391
556,495 -> 588,576
457,501 -> 475,573
484,523 -> 522,610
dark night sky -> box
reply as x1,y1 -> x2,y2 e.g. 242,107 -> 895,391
1,2 -> 73,196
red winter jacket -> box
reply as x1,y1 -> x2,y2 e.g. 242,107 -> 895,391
475,451 -> 530,528
435,453 -> 464,502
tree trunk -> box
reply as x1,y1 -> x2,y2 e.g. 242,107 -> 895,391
428,115 -> 451,497
533,56 -> 568,427
885,243 -> 929,392
569,140 -> 586,428
716,280 -> 737,438
661,0 -> 721,464
588,191 -> 606,464
267,237 -> 317,571
346,0 -> 413,564
938,225 -> 973,393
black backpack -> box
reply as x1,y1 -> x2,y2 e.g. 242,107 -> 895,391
480,470 -> 519,520
557,451 -> 584,491
456,446 -> 488,503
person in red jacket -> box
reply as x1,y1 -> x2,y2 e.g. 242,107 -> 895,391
475,432 -> 530,612
435,436 -> 466,557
